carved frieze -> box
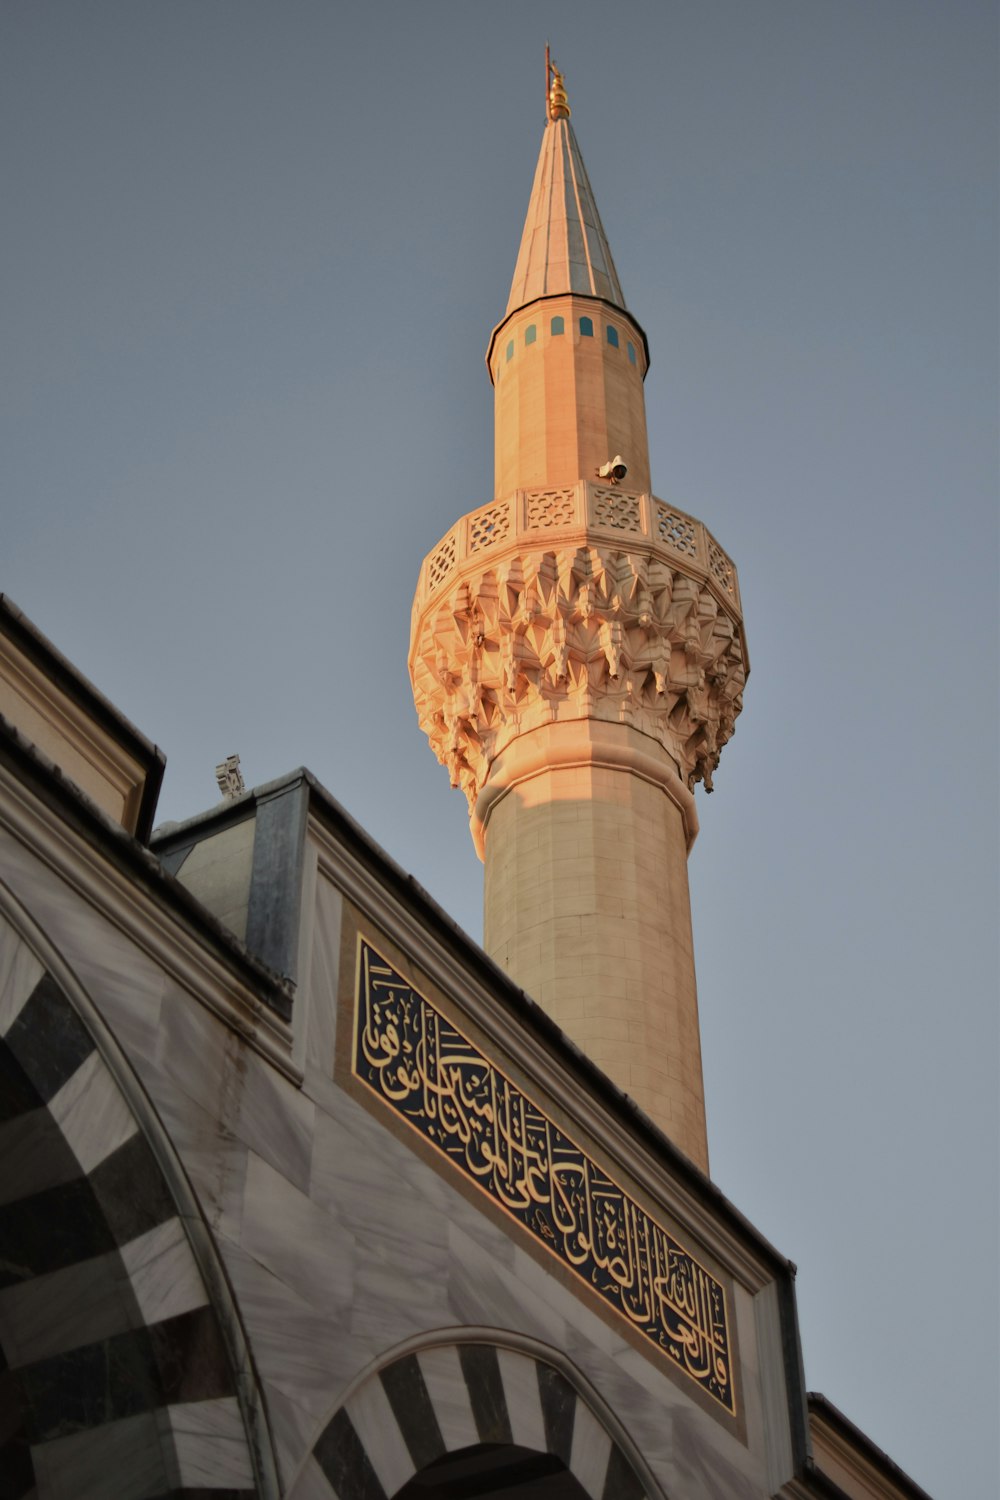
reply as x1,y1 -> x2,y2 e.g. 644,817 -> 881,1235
410,527 -> 746,809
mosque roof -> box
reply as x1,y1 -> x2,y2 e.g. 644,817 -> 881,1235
505,109 -> 626,317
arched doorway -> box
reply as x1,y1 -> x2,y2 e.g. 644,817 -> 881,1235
301,1336 -> 654,1500
0,891 -> 277,1499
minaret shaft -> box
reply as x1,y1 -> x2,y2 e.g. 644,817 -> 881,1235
481,722 -> 708,1169
410,82 -> 746,1172
489,295 -> 652,498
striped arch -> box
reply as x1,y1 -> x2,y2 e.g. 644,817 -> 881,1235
296,1334 -> 661,1500
0,887 -> 277,1500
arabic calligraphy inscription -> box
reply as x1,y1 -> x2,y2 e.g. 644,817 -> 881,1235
352,939 -> 734,1413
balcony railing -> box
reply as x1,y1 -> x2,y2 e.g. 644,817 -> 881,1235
415,482 -> 740,615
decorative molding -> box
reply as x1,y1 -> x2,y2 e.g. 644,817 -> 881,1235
410,502 -> 746,813
469,719 -> 700,857
413,484 -> 740,611
352,937 -> 736,1416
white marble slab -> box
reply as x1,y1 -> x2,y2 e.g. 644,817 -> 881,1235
120,1216 -> 208,1327
0,913 -> 43,1034
345,1376 -> 416,1495
286,1452 -> 339,1500
417,1344 -> 479,1452
48,1047 -> 137,1173
570,1400 -> 612,1495
259,1379 -> 327,1494
240,1152 -> 353,1309
497,1347 -> 547,1452
168,1396 -> 255,1488
302,874 -> 341,1085
223,1241 -> 364,1418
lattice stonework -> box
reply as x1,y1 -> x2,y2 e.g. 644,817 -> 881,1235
469,502 -> 511,553
707,537 -> 735,595
525,488 -> 577,529
656,504 -> 698,558
593,488 -> 641,533
354,938 -> 736,1415
427,533 -> 457,589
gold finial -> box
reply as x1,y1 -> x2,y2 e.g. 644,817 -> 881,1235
547,52 -> 570,120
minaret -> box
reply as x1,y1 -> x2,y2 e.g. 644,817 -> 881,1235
409,62 -> 747,1173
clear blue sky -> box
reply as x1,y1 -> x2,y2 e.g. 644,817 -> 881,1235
4,4 -> 997,1495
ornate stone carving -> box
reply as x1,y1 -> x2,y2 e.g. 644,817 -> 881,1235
215,754 -> 245,799
410,533 -> 746,810
526,487 -> 576,529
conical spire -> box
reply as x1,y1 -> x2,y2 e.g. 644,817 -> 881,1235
506,82 -> 626,317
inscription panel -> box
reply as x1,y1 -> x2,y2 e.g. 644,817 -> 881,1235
352,938 -> 735,1414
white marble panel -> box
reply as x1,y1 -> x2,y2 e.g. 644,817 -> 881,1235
0,1250 -> 129,1365
261,1380 -> 327,1495
30,1411 -> 168,1500
570,1401 -> 612,1496
153,1084 -> 249,1245
303,874 -> 341,1085
48,1048 -> 137,1172
447,1226 -> 566,1349
156,978 -> 236,1113
310,1100 -> 455,1231
510,1241 -> 625,1360
497,1347 -> 547,1453
0,914 -> 43,1034
56,918 -> 166,1070
286,1452 -> 339,1500
239,1046 -> 316,1191
668,1404 -> 759,1500
155,981 -> 311,1192
120,1217 -> 208,1327
345,1377 -> 415,1496
417,1345 -> 479,1452
241,1152 -> 353,1309
223,1241 -> 365,1418
168,1397 -> 255,1488
350,1258 -> 444,1350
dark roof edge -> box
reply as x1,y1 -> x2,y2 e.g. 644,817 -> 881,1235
293,765 -> 797,1281
0,595 -> 165,841
0,717 -> 293,1021
807,1393 -> 934,1500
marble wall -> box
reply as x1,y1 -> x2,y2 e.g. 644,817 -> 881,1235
0,787 -> 798,1499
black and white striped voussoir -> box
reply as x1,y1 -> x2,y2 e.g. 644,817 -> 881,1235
0,909 -> 261,1500
306,1341 -> 650,1500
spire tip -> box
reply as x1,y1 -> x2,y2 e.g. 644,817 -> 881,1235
547,52 -> 571,121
